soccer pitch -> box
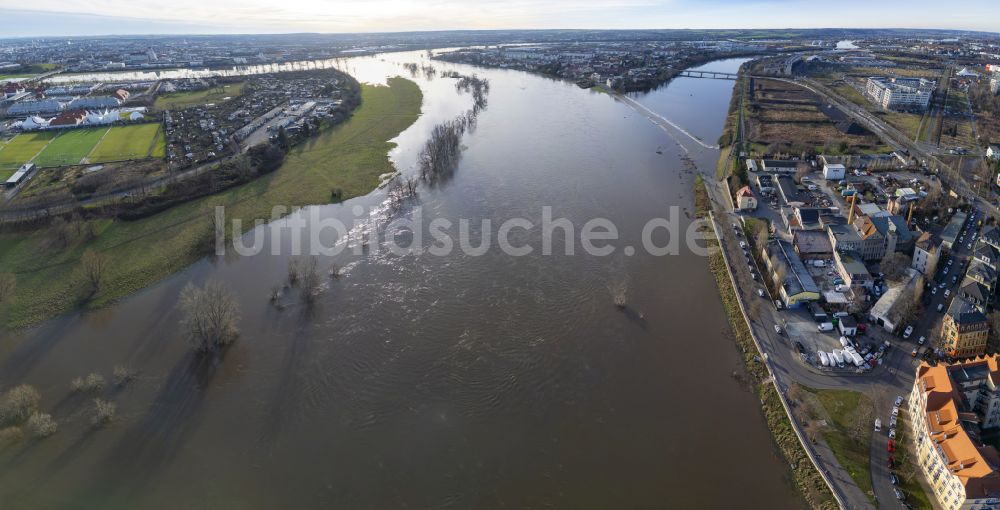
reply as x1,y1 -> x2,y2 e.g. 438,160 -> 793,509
0,131 -> 59,172
32,127 -> 109,167
6,123 -> 167,168
87,123 -> 164,162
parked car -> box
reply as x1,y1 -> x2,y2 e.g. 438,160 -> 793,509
903,325 -> 914,339
912,348 -> 919,357
895,396 -> 904,407
889,428 -> 897,439
888,456 -> 895,468
875,418 -> 882,432
774,324 -> 783,335
892,407 -> 899,417
894,487 -> 905,501
890,472 -> 899,485
888,439 -> 896,452
938,303 -> 944,312
944,289 -> 951,298
758,289 -> 765,298
919,336 -> 926,345
795,341 -> 806,354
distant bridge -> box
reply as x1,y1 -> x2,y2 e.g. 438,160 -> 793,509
677,70 -> 738,80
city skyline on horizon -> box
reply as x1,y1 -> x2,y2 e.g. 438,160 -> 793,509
2,1 -> 1000,39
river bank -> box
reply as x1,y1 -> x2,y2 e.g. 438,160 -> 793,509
695,176 -> 837,508
0,77 -> 422,329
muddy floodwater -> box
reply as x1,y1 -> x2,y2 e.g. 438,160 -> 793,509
0,53 -> 802,509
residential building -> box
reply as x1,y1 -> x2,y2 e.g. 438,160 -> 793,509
735,186 -> 757,211
909,358 -> 1000,510
941,298 -> 990,358
834,250 -> 873,289
982,227 -> 1000,251
913,232 -> 942,278
762,239 -> 821,308
828,219 -> 887,261
865,76 -> 935,110
967,259 -> 998,293
974,243 -> 1000,271
959,280 -> 992,309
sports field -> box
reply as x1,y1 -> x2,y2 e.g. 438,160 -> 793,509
0,131 -> 59,172
31,127 -> 109,167
0,123 -> 167,169
87,123 -> 164,162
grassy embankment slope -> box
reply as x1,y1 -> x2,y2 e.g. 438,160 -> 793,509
153,83 -> 247,111
0,77 -> 422,329
693,175 -> 836,509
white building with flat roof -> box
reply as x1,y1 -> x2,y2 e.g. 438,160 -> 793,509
866,76 -> 935,110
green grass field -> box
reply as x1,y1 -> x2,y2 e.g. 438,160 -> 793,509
87,123 -> 164,162
0,78 -> 422,329
0,131 -> 59,171
32,128 -> 109,167
154,83 -> 246,111
806,388 -> 876,502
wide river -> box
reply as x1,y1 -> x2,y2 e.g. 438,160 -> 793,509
0,52 -> 801,508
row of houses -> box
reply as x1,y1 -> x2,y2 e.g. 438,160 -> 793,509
909,357 -> 1000,510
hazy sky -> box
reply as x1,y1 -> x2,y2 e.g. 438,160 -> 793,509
2,0 -> 999,37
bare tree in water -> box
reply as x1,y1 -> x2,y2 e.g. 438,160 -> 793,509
179,281 -> 241,353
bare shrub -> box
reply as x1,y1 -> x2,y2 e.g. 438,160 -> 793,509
299,256 -> 321,302
287,257 -> 301,285
70,373 -> 106,394
90,398 -> 116,428
112,365 -> 137,387
179,281 -> 241,353
0,273 -> 15,305
26,412 -> 58,438
0,426 -> 23,445
0,384 -> 40,426
81,249 -> 110,293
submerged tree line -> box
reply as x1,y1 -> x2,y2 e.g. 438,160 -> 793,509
417,74 -> 490,183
